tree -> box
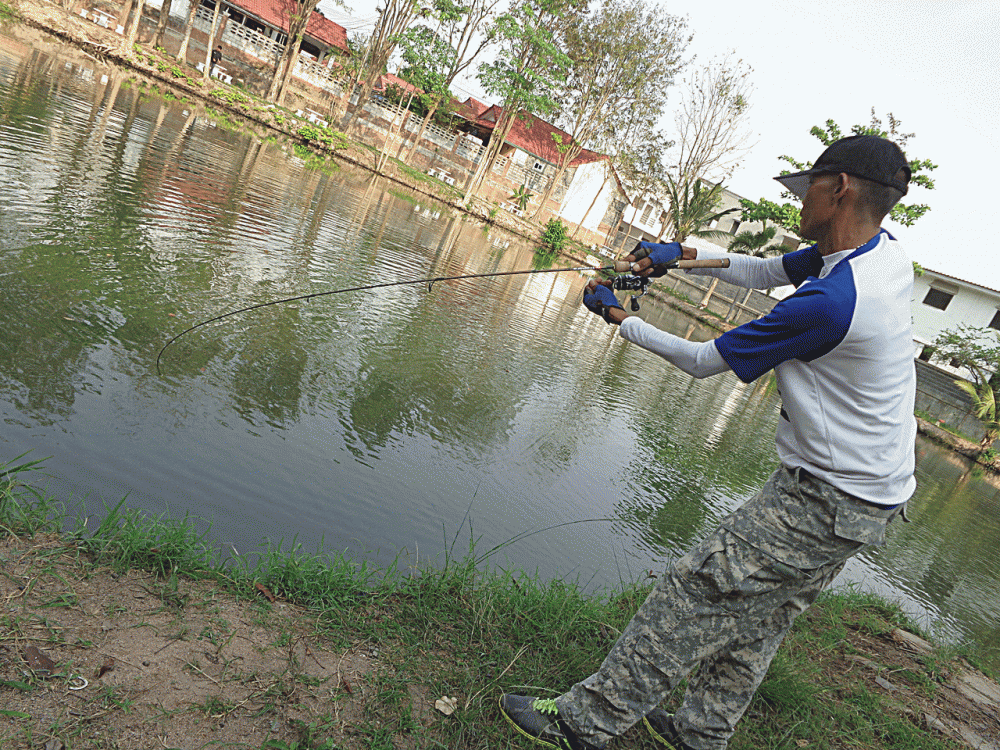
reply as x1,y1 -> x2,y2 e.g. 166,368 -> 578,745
463,0 -> 585,202
932,325 -> 1000,452
667,52 -> 754,183
342,0 -> 423,136
742,109 -> 938,233
662,175 -> 738,310
175,0 -> 201,64
152,0 -> 173,49
727,226 -> 785,258
530,0 -> 689,218
265,0 -> 321,103
119,0 -> 145,51
661,175 -> 737,244
201,0 -> 225,83
397,0 -> 500,161
602,123 -> 672,248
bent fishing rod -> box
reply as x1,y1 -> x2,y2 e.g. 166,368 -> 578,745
155,257 -> 729,375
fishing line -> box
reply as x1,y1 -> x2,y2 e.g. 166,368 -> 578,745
155,264 -> 613,376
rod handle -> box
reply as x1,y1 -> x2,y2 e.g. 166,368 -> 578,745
611,258 -> 732,272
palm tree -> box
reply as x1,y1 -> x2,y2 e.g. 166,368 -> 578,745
660,175 -> 737,310
727,225 -> 787,258
660,175 -> 737,243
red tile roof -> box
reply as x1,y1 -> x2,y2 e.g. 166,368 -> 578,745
472,104 -> 606,167
374,73 -> 421,96
231,0 -> 349,52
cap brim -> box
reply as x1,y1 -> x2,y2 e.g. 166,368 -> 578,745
773,172 -> 811,200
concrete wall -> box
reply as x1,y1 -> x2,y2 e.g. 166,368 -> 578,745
654,269 -> 778,327
914,359 -> 993,444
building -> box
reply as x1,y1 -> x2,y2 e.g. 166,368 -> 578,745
147,0 -> 350,93
613,182 -> 802,256
912,268 -> 1000,367
451,101 -> 626,236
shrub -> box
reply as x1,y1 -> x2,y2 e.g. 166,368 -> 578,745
540,218 -> 568,253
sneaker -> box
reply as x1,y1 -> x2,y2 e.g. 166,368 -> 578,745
498,694 -> 594,750
643,709 -> 695,750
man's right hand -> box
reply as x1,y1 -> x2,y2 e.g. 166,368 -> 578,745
625,241 -> 697,277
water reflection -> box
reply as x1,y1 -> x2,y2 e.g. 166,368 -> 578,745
1,32 -> 998,668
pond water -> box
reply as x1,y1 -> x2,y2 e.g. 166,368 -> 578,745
2,31 -> 999,666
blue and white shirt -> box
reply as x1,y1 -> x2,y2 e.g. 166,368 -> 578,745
619,230 -> 916,506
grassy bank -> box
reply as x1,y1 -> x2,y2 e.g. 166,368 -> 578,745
2,456 -> 998,750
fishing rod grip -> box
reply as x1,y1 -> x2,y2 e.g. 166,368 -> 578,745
611,258 -> 732,272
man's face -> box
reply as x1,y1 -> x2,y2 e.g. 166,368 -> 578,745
797,173 -> 840,240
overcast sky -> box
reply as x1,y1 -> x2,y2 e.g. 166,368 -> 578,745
326,0 -> 999,289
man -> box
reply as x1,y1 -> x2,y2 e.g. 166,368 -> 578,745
499,135 -> 916,750
210,45 -> 223,76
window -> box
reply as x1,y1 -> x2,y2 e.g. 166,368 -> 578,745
640,201 -> 655,225
922,287 -> 954,311
918,345 -> 935,362
729,219 -> 741,234
990,310 -> 1000,330
532,161 -> 545,173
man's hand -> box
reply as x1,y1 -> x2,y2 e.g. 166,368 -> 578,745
583,281 -> 627,325
625,241 -> 697,277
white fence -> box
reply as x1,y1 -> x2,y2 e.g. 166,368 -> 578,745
222,22 -> 281,64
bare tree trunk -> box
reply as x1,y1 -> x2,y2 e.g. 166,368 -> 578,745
462,110 -> 516,203
202,1 -> 222,82
176,0 -> 199,64
117,0 -> 137,36
268,34 -> 303,105
532,147 -> 578,220
399,95 -> 441,162
124,0 -> 145,49
153,0 -> 173,49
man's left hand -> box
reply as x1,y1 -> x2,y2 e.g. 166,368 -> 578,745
583,281 -> 625,325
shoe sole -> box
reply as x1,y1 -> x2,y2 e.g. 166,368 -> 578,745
498,695 -> 566,750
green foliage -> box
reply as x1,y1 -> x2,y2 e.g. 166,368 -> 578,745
663,175 -> 738,242
912,261 -> 925,277
540,217 -> 569,252
212,87 -> 251,105
297,124 -> 349,151
477,0 -> 583,119
510,184 -> 533,211
728,225 -> 787,257
738,196 -> 801,233
932,325 -> 1000,449
783,109 -> 936,227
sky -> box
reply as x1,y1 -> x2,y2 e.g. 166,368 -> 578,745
322,0 -> 1000,289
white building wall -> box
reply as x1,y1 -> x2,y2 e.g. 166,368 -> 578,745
558,161 -> 614,232
911,270 -> 1000,347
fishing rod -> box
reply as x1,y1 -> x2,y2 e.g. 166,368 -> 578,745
154,257 -> 728,375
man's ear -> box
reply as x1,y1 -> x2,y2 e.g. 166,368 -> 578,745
833,173 -> 850,196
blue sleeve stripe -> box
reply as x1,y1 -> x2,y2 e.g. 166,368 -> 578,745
714,269 -> 857,382
781,244 -> 823,287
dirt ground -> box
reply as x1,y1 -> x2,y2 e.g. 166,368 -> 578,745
2,533 -> 999,749
0,534 -> 419,749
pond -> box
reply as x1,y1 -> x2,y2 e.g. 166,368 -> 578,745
1,31 -> 998,668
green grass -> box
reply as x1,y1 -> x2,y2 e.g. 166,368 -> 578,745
2,454 -> 994,750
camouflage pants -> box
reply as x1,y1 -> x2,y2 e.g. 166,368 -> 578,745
556,466 -> 903,750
